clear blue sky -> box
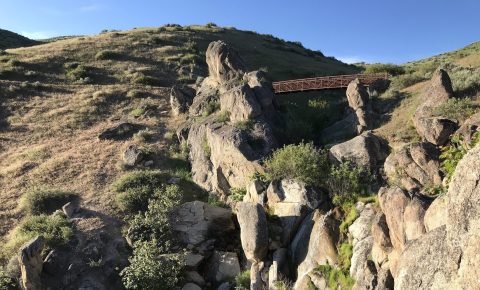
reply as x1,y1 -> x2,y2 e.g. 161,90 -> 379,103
1,0 -> 479,64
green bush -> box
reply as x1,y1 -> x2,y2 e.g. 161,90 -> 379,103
21,189 -> 76,215
315,264 -> 355,290
95,50 -> 122,60
326,162 -> 365,206
0,267 -> 17,290
440,132 -> 480,185
364,63 -> 405,76
433,98 -> 477,122
126,185 -> 182,245
113,171 -> 169,213
264,142 -> 329,187
234,119 -> 254,131
235,270 -> 251,290
2,214 -> 72,259
229,187 -> 247,202
215,111 -> 230,123
66,64 -> 90,81
202,99 -> 220,117
120,240 -> 184,290
132,75 -> 162,86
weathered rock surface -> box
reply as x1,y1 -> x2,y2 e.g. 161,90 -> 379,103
320,111 -> 359,144
268,248 -> 288,289
412,69 -> 457,145
291,210 -> 339,288
346,79 -> 372,134
236,202 -> 268,262
182,282 -> 202,290
423,195 -> 447,232
455,111 -> 480,148
171,201 -> 234,246
371,213 -> 393,269
243,180 -> 266,205
384,142 -> 443,191
185,41 -> 279,196
329,131 -> 389,174
267,179 -> 326,209
349,203 -> 376,281
19,236 -> 45,290
170,84 -> 196,116
206,40 -> 247,86
122,144 -> 144,166
206,251 -> 241,284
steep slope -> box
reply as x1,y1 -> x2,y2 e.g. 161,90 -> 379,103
0,28 -> 38,50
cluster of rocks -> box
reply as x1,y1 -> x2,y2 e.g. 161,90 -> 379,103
14,202 -> 129,290
172,40 -> 279,198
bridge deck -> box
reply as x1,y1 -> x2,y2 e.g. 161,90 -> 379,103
272,73 -> 388,94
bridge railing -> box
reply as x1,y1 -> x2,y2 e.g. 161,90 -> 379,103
272,72 -> 389,94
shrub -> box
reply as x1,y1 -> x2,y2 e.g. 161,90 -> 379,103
202,99 -> 220,117
235,270 -> 251,290
364,63 -> 405,76
440,132 -> 480,185
229,187 -> 247,202
66,64 -> 90,81
215,111 -> 230,123
205,22 -> 218,28
113,171 -> 169,213
132,75 -> 162,86
234,119 -> 254,131
120,240 -> 184,290
95,50 -> 122,60
127,89 -> 143,98
315,264 -> 355,290
264,142 -> 329,187
202,137 -> 211,158
326,162 -> 365,206
338,242 -> 353,270
2,214 -> 72,258
21,189 -> 76,215
433,98 -> 477,122
130,108 -> 145,118
0,267 -> 17,290
126,185 -> 182,245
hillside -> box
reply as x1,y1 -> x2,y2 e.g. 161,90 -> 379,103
0,29 -> 38,50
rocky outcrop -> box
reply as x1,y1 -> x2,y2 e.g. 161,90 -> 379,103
206,251 -> 241,284
171,201 -> 235,246
455,111 -> 480,148
291,210 -> 339,288
170,84 -> 195,116
184,41 -> 279,196
423,195 -> 447,232
19,236 -> 45,290
236,202 -> 268,262
412,69 -> 457,145
371,213 -> 393,269
122,144 -> 144,166
347,79 -> 372,134
329,131 -> 389,175
384,142 -> 443,191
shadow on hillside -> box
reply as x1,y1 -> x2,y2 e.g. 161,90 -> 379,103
371,91 -> 410,129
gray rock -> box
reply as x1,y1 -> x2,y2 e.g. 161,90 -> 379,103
330,131 -> 389,175
371,213 -> 393,268
122,144 -> 144,166
185,253 -> 204,268
182,283 -> 202,290
268,248 -> 288,289
346,79 -> 372,133
243,180 -> 266,205
170,85 -> 195,116
206,41 -> 247,85
236,202 -> 268,262
185,271 -> 205,286
19,236 -> 45,290
171,201 -> 234,246
62,202 -> 79,219
206,251 -> 241,284
384,142 -> 443,191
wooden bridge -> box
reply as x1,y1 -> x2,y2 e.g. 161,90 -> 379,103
272,73 -> 389,94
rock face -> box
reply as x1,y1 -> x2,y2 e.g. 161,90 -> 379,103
170,84 -> 195,116
291,210 -> 339,288
412,69 -> 457,145
384,142 -> 443,191
371,213 -> 393,270
321,79 -> 373,143
329,131 -> 389,174
171,201 -> 235,246
19,236 -> 45,290
423,195 -> 447,232
346,79 -> 372,134
206,251 -> 241,284
184,41 -> 279,196
236,202 -> 268,262
455,111 -> 480,148
122,144 -> 144,166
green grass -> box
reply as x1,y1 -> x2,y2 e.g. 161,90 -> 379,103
235,270 -> 251,290
315,264 -> 355,290
95,50 -> 123,60
2,214 -> 72,259
339,204 -> 359,235
21,189 -> 76,215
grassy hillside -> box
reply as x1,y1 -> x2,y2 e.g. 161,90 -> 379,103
370,41 -> 480,147
0,29 -> 38,50
0,24 -> 357,242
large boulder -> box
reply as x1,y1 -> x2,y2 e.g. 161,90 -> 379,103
206,40 -> 247,86
384,142 -> 443,191
171,201 -> 235,246
170,84 -> 195,116
371,213 -> 393,269
206,251 -> 241,284
19,236 -> 45,290
349,203 -> 376,281
291,210 -> 339,287
346,79 -> 372,133
423,195 -> 447,232
412,69 -> 457,145
329,131 -> 389,175
219,84 -> 262,122
236,202 -> 268,262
